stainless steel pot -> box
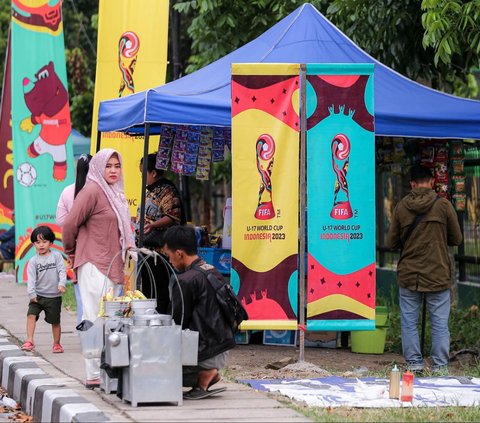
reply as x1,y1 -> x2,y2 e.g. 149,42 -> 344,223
105,331 -> 129,367
133,313 -> 172,326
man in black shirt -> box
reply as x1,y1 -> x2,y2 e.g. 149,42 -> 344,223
163,225 -> 236,399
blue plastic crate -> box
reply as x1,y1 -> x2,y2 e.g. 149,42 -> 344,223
234,331 -> 250,345
198,247 -> 231,275
263,330 -> 297,346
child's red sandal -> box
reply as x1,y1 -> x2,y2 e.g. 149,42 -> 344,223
21,341 -> 34,352
52,343 -> 64,353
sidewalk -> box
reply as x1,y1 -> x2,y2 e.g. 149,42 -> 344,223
0,274 -> 310,422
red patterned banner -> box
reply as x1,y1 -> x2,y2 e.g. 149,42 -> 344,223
231,64 -> 300,330
0,28 -> 14,228
306,64 -> 376,331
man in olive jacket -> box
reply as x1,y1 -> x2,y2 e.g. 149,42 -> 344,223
387,165 -> 462,373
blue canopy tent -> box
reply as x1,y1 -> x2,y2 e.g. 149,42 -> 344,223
98,3 -> 480,140
71,129 -> 91,159
97,4 -> 479,347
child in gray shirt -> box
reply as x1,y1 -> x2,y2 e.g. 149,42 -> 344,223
22,226 -> 66,353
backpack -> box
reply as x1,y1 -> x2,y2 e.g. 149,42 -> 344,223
194,265 -> 248,333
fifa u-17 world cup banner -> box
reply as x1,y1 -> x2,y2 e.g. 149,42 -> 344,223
0,28 -> 14,232
231,63 -> 300,330
306,63 -> 375,331
11,0 -> 75,282
91,0 -> 169,216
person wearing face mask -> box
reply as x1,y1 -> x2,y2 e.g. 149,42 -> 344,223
62,148 -> 135,389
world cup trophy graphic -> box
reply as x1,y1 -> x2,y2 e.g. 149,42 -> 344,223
118,31 -> 140,97
254,134 -> 276,220
330,133 -> 353,219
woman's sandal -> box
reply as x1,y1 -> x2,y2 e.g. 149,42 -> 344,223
21,341 -> 34,352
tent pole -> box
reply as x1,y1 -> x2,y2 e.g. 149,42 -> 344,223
298,64 -> 307,363
138,123 -> 151,248
170,3 -> 192,221
182,175 -> 192,222
95,130 -> 101,153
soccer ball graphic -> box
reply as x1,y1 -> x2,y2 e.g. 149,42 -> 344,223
16,162 -> 37,187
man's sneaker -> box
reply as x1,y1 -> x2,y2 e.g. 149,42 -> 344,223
431,365 -> 449,376
406,363 -> 424,376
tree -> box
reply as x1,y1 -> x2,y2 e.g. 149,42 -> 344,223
62,0 -> 98,135
174,0 -> 480,97
173,0 -> 328,73
326,0 -> 434,84
325,0 -> 480,97
421,0 -> 480,97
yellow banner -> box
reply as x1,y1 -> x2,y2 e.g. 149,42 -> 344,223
231,63 -> 300,330
91,0 -> 169,215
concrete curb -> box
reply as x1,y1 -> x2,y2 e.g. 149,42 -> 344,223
0,337 -> 110,422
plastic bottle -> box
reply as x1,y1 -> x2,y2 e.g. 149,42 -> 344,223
389,364 -> 400,399
400,370 -> 414,402
0,394 -> 17,408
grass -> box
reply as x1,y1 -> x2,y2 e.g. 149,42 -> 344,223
67,281 -> 480,421
287,403 -> 480,422
263,358 -> 480,422
63,283 -> 77,313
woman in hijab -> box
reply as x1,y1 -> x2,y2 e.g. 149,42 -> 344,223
63,148 -> 135,389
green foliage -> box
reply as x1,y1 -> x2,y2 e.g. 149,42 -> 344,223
385,301 -> 480,355
62,0 -> 98,135
421,0 -> 480,97
295,403 -> 480,422
325,0 -> 480,96
1,0 -> 478,134
65,46 -> 94,135
326,0 -> 433,83
173,0 -> 327,73
174,0 -> 479,97
63,282 -> 77,313
450,304 -> 480,350
69,90 -> 94,136
211,155 -> 231,185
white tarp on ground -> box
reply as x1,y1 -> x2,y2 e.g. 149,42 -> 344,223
241,376 -> 480,408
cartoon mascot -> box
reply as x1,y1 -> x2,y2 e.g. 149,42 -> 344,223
20,61 -> 71,181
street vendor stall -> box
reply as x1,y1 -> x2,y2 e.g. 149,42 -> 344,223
96,3 -> 480,358
98,3 -> 480,139
97,1 -> 480,258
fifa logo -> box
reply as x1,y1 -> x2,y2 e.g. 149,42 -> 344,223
330,133 -> 353,220
118,31 -> 140,97
254,134 -> 275,220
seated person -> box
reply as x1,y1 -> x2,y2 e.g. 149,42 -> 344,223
162,225 -> 236,400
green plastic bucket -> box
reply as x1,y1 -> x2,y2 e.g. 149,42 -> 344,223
351,306 -> 389,354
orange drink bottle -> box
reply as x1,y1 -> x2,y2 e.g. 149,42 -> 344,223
400,370 -> 414,402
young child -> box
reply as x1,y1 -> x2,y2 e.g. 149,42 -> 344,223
22,226 -> 66,353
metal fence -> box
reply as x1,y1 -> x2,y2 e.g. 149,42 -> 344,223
376,142 -> 480,284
